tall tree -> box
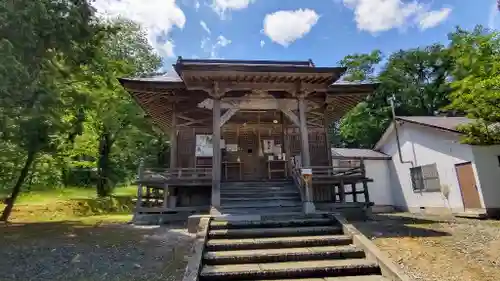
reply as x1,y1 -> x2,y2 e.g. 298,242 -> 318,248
0,0 -> 101,221
447,26 -> 500,144
70,18 -> 161,196
335,45 -> 454,148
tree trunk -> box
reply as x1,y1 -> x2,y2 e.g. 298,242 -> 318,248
97,132 -> 112,197
1,150 -> 37,222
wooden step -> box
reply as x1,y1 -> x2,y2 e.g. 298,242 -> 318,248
219,206 -> 304,215
221,191 -> 299,198
199,259 -> 381,281
203,245 -> 365,265
221,196 -> 301,202
221,201 -> 301,209
206,235 -> 353,251
210,218 -> 335,230
209,226 -> 342,239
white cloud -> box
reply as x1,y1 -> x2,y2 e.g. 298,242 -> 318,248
489,1 -> 499,29
216,35 -> 232,47
211,0 -> 255,18
263,9 -> 319,47
418,8 -> 452,30
342,0 -> 451,33
200,21 -> 211,34
92,0 -> 185,58
260,40 -> 265,48
201,35 -> 232,58
195,0 -> 200,11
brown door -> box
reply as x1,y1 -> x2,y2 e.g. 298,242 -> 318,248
455,162 -> 482,209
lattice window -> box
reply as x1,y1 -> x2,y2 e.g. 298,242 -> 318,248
410,164 -> 441,192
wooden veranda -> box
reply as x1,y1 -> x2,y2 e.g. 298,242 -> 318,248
119,58 -> 378,216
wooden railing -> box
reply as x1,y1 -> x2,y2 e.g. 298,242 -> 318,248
134,161 -> 212,213
290,158 -> 371,207
140,168 -> 212,184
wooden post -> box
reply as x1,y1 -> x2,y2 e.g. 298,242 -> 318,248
170,106 -> 177,169
339,180 -> 345,203
298,95 -> 311,167
351,183 -> 357,202
135,158 -> 145,211
211,97 -> 221,211
363,181 -> 370,204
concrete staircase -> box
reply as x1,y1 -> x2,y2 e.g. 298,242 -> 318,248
198,214 -> 388,281
219,181 -> 303,215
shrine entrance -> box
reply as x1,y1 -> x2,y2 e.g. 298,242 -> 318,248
221,110 -> 288,181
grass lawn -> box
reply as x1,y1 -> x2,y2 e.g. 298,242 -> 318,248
0,185 -> 195,281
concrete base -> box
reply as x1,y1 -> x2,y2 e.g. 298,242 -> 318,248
303,201 -> 316,214
187,215 -> 212,233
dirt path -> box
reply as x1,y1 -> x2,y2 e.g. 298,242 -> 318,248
354,213 -> 500,281
0,221 -> 195,281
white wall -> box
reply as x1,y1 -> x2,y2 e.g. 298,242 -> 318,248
379,122 -> 483,212
471,145 -> 500,210
364,159 -> 393,207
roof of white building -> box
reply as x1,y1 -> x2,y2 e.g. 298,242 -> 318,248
374,116 -> 472,150
331,148 -> 391,160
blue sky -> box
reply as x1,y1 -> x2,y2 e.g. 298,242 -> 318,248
94,0 -> 499,69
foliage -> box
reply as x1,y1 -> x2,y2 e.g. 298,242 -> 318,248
446,26 -> 500,144
0,0 -> 102,221
339,50 -> 383,82
0,2 -> 163,220
334,44 -> 454,148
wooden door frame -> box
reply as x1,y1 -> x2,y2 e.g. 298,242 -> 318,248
455,161 -> 482,210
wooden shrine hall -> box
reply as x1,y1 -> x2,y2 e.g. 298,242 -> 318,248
119,58 -> 378,219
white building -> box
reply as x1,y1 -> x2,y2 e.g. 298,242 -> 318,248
374,116 -> 500,217
330,148 -> 393,213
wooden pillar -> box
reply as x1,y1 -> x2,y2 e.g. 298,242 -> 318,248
298,95 -> 311,167
170,108 -> 177,169
211,97 -> 221,211
135,158 -> 145,213
363,181 -> 370,204
339,180 -> 345,203
352,183 -> 357,202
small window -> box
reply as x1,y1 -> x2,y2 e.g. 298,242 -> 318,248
410,164 -> 441,192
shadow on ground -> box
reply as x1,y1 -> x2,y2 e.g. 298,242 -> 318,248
0,220 -> 195,281
351,213 -> 451,239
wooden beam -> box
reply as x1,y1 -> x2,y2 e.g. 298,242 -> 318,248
220,107 -> 239,127
211,97 -> 221,211
280,109 -> 300,127
298,95 -> 311,167
170,108 -> 177,168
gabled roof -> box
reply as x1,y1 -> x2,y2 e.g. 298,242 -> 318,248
396,116 -> 472,132
331,148 -> 391,160
374,116 -> 472,150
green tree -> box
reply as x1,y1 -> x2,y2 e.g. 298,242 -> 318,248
70,18 -> 161,196
339,50 -> 383,82
0,0 -> 101,221
335,45 -> 454,148
447,26 -> 500,144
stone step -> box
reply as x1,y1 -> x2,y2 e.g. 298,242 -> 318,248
221,196 -> 301,202
203,245 -> 365,265
208,226 -> 343,239
219,206 -> 304,215
234,275 -> 389,281
222,181 -> 294,187
210,218 -> 335,230
206,235 -> 352,251
221,201 -> 301,209
199,259 -> 381,281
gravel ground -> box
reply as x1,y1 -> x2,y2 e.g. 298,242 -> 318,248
0,221 -> 195,281
353,212 -> 500,281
